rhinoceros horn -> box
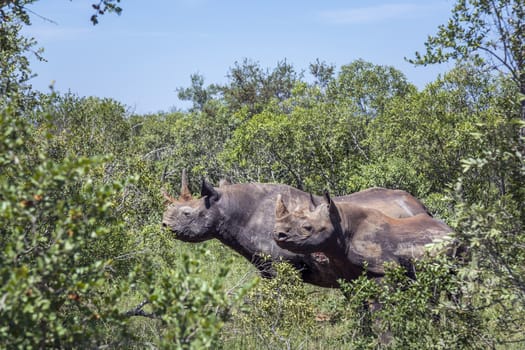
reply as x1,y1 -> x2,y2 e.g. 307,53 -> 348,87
179,169 -> 192,201
275,194 -> 289,218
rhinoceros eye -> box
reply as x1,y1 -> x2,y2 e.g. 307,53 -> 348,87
301,223 -> 313,231
181,207 -> 193,216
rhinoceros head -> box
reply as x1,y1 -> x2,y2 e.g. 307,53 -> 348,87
273,192 -> 341,254
162,170 -> 221,242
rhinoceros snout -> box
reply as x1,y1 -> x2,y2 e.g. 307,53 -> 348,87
274,230 -> 289,242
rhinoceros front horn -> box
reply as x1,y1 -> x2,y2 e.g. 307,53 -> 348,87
179,169 -> 192,201
275,194 -> 289,218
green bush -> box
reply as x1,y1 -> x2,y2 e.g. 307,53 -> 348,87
0,106 -> 130,348
224,261 -> 315,349
338,258 -> 482,349
0,103 -> 252,349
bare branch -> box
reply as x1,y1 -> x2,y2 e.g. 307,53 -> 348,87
142,146 -> 172,160
477,46 -> 520,83
123,299 -> 158,319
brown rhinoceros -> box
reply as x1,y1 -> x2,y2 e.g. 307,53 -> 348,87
273,191 -> 453,282
162,172 -> 432,287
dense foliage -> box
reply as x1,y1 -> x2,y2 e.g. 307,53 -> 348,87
1,0 -> 524,348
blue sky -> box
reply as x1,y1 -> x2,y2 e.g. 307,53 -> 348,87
24,0 -> 455,114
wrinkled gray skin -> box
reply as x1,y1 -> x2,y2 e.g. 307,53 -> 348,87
162,177 -> 431,288
273,192 -> 453,282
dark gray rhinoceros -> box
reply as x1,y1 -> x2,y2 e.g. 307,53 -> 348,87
161,173 -> 431,287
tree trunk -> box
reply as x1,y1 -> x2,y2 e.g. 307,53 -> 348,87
519,72 -> 525,139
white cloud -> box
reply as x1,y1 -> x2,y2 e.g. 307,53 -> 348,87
320,3 -> 446,24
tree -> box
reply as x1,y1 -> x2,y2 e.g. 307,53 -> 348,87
220,60 -> 417,194
219,59 -> 302,116
362,64 -> 495,199
88,0 -> 123,25
220,99 -> 367,194
407,1 -> 525,344
0,0 -> 124,110
327,59 -> 415,119
176,73 -> 220,114
0,79 -> 247,350
309,59 -> 335,91
410,0 -> 525,124
0,2 -> 43,111
40,94 -> 131,159
0,103 -> 132,348
0,0 -> 123,25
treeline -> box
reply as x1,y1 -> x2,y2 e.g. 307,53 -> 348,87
1,0 -> 525,348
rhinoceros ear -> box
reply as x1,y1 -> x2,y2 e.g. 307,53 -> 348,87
179,169 -> 192,201
161,188 -> 177,205
219,178 -> 232,187
323,190 -> 340,221
160,165 -> 178,204
322,190 -> 332,205
275,194 -> 289,218
201,179 -> 220,202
